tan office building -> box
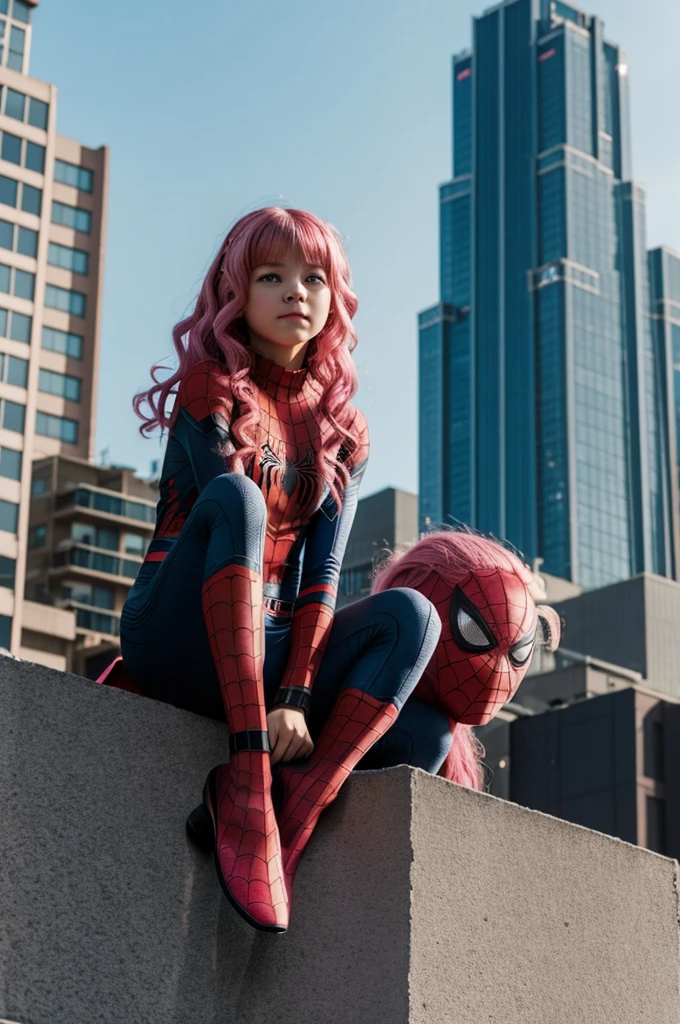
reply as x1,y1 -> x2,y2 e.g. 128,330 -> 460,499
0,0 -> 109,655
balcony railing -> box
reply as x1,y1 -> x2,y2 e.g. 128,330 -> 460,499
71,604 -> 120,638
52,544 -> 142,580
55,486 -> 156,525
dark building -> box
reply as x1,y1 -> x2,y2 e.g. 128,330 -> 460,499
510,686 -> 680,860
418,0 -> 678,588
478,570 -> 680,858
338,487 -> 418,608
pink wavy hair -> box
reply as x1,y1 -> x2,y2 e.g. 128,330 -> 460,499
372,530 -> 536,791
133,206 -> 361,506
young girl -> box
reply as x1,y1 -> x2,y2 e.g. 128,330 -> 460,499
118,207 -> 441,933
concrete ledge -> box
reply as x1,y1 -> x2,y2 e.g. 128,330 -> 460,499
1,659 -> 679,1024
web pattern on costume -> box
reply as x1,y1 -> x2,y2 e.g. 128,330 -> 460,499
415,568 -> 537,725
277,688 -> 399,897
149,358 -> 369,699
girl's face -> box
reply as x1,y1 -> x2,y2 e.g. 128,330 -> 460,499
243,246 -> 332,365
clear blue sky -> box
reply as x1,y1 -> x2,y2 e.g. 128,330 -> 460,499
30,0 -> 680,497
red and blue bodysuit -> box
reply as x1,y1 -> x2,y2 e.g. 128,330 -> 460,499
116,354 -> 443,931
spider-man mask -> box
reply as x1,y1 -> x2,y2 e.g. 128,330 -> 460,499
416,568 -> 560,726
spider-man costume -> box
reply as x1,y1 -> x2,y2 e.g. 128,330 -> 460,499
112,354 -> 442,933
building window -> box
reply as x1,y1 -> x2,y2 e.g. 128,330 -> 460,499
5,310 -> 31,342
4,88 -> 24,121
0,263 -> 34,300
1,131 -> 20,164
7,24 -> 25,71
54,159 -> 93,194
21,183 -> 41,216
0,352 -> 27,386
0,613 -> 10,648
14,268 -> 34,299
17,226 -> 37,257
42,326 -> 83,359
0,496 -> 18,532
0,444 -> 21,480
52,200 -> 91,235
0,1 -> 7,17
44,284 -> 85,317
12,2 -> 32,25
0,220 -> 38,259
0,396 -> 24,432
28,97 -> 48,130
25,141 -> 45,173
0,174 -> 41,218
0,174 -> 17,207
61,580 -> 114,610
35,410 -> 78,444
38,368 -> 81,402
27,523 -> 46,549
30,474 -> 47,496
48,242 -> 89,275
123,533 -> 146,556
0,553 -> 15,588
71,522 -> 119,550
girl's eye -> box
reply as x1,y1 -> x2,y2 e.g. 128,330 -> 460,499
258,273 -> 326,284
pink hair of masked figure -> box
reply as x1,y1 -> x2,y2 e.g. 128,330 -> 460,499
372,529 -> 561,790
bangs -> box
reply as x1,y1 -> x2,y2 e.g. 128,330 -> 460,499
248,212 -> 333,278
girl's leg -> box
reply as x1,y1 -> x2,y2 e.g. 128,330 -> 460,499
121,473 -> 287,932
276,587 -> 441,898
355,696 -> 453,773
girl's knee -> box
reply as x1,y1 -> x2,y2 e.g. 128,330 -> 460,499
199,473 -> 266,521
374,586 -> 442,650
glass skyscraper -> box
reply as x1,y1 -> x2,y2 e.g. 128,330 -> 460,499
419,0 -> 679,588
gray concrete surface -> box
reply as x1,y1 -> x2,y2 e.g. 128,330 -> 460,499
1,658 -> 679,1024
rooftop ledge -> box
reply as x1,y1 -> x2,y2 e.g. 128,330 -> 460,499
1,658 -> 679,1024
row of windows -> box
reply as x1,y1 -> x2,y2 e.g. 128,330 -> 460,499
0,611 -> 9,646
1,318 -> 84,358
57,487 -> 156,523
0,173 -> 41,215
36,409 -> 78,443
52,199 -> 91,235
61,580 -> 114,611
48,241 -> 88,275
0,396 -> 79,442
45,283 -> 86,317
42,325 -> 83,359
54,159 -> 93,194
0,86 -> 48,130
39,367 -> 81,401
0,175 -> 94,239
53,544 -> 140,581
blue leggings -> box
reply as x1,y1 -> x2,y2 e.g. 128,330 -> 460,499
120,475 -> 452,773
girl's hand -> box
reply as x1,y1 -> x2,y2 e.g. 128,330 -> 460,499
267,707 -> 314,765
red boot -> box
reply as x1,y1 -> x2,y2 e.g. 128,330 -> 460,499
276,688 -> 399,903
201,563 -> 288,932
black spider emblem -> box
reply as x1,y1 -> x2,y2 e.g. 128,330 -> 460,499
259,443 -> 319,508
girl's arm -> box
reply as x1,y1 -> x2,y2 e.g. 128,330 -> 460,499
273,413 -> 370,714
171,361 -> 235,490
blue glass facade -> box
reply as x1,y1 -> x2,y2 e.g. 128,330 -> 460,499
418,0 -> 679,586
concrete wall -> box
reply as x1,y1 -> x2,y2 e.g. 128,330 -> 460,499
1,659 -> 679,1024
